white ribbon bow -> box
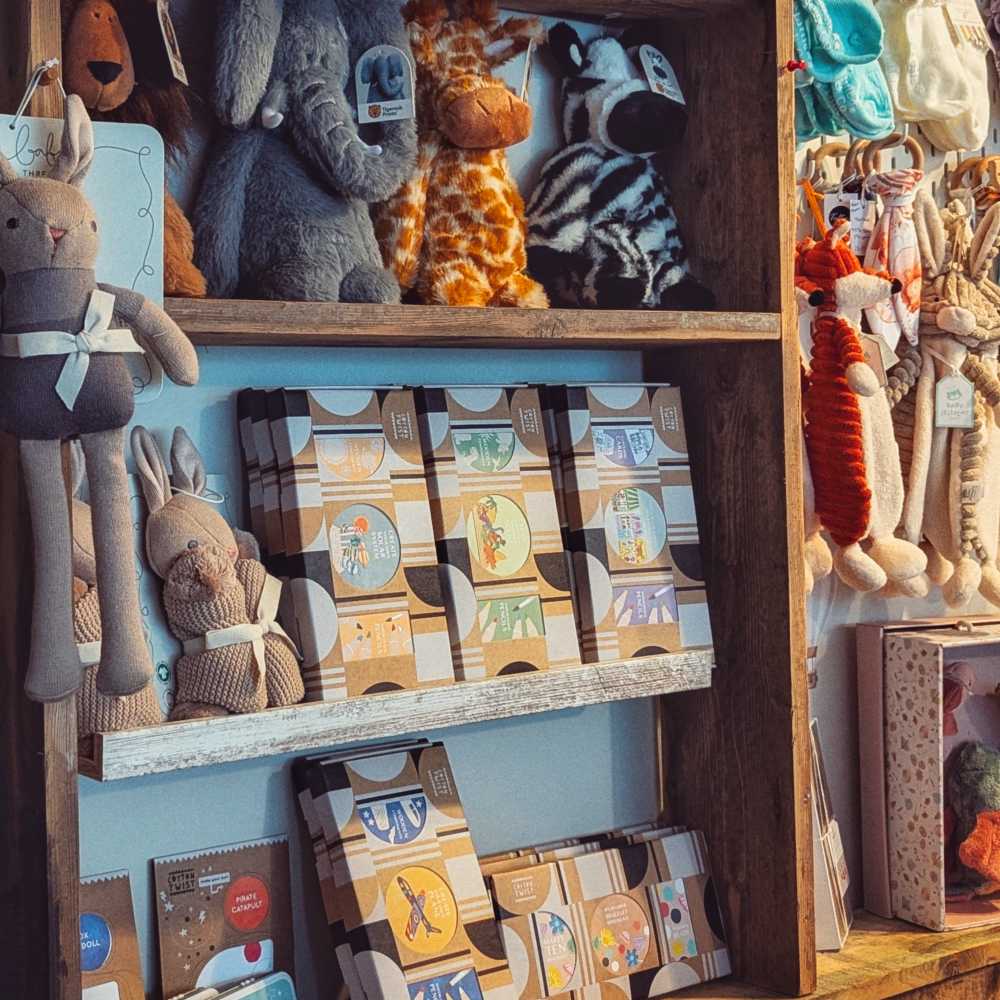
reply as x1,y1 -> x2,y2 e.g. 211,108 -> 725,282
1,289 -> 144,411
182,575 -> 299,680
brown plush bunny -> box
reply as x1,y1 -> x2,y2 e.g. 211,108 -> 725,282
131,425 -> 304,720
69,441 -> 160,752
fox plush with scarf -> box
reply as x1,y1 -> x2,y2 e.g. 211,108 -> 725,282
0,95 -> 199,703
798,223 -> 927,592
526,23 -> 713,310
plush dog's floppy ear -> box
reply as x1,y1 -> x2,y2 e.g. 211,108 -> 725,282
49,94 -> 95,186
548,22 -> 586,77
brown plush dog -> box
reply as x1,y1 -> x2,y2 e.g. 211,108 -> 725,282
61,0 -> 206,297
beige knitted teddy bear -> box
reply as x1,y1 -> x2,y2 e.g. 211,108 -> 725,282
132,426 -> 304,720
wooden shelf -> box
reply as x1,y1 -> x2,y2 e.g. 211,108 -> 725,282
503,0 -> 739,16
673,914 -> 1000,999
79,649 -> 712,782
166,299 -> 780,350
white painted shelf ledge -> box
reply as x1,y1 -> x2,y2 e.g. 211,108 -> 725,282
80,650 -> 713,781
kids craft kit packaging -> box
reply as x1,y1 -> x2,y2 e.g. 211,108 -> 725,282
258,386 -> 453,700
857,617 -> 1000,930
153,836 -> 294,997
549,384 -> 712,663
299,740 -> 516,1000
80,870 -> 145,1000
416,385 -> 580,679
488,830 -> 730,998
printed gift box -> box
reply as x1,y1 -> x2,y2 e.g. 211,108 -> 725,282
80,870 -> 145,1000
270,387 -> 453,700
416,386 -> 580,679
302,741 -> 515,1000
490,830 -> 729,999
858,618 -> 1000,930
549,384 -> 712,663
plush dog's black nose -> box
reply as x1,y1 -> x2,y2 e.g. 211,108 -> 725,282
88,61 -> 123,85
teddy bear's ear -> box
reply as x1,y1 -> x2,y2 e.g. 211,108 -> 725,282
548,22 -> 586,78
170,427 -> 207,498
49,94 -> 95,187
131,425 -> 172,515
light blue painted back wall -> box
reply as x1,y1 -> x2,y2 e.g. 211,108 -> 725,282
78,344 -> 662,1000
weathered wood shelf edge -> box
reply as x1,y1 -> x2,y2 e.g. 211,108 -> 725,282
503,0 -> 742,17
80,649 -> 713,782
166,299 -> 780,349
671,913 -> 1000,1000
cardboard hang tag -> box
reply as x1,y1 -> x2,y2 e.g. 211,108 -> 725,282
639,45 -> 685,105
935,372 -> 976,428
861,333 -> 896,386
945,0 -> 994,51
156,0 -> 188,85
822,192 -> 877,256
355,44 -> 415,124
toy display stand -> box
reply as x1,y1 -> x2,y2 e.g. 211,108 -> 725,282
4,1 -> 999,998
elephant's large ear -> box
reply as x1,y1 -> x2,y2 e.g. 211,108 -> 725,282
214,0 -> 286,127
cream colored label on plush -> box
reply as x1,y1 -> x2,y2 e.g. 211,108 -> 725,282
861,334 -> 888,385
935,372 -> 975,428
355,45 -> 415,124
640,45 -> 685,105
945,0 -> 993,50
157,0 -> 188,85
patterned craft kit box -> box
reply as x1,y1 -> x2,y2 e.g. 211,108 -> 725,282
549,384 -> 712,662
270,387 -> 453,701
153,837 -> 294,998
490,831 -> 729,999
416,386 -> 580,679
305,741 -> 515,1000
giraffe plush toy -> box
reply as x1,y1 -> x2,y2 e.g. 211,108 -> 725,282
798,223 -> 928,593
375,0 -> 549,308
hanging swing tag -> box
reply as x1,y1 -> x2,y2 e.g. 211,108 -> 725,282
355,45 -> 416,124
861,334 -> 890,386
639,45 -> 685,106
850,195 -> 877,258
156,0 -> 188,85
935,372 -> 976,428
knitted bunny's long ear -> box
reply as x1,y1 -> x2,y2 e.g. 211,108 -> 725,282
49,94 -> 95,187
131,426 -> 172,515
170,427 -> 207,497
914,189 -> 947,276
970,202 -> 1000,284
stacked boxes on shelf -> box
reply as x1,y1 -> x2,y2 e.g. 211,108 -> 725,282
416,386 -> 580,679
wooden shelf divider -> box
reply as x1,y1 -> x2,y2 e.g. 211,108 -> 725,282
80,649 -> 713,782
166,299 -> 780,350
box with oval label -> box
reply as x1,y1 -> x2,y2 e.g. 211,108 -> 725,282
153,837 -> 293,999
489,830 -> 730,999
549,384 -> 712,662
80,870 -> 145,1000
265,387 -> 453,701
416,386 -> 580,679
299,742 -> 515,1000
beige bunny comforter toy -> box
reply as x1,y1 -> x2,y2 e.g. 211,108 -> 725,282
132,426 -> 304,720
891,192 -> 1000,607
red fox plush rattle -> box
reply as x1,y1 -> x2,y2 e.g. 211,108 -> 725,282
798,222 -> 926,593
0,95 -> 199,701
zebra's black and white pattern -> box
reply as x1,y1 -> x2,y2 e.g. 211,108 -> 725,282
526,24 -> 714,311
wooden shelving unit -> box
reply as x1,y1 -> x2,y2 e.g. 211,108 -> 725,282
80,650 -> 712,781
168,299 -> 780,349
0,0 -> 826,998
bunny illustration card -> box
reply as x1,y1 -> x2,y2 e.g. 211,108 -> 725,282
154,837 -> 294,998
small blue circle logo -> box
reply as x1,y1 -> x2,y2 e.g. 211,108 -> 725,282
80,912 -> 112,971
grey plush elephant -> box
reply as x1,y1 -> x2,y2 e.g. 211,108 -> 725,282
194,0 -> 418,302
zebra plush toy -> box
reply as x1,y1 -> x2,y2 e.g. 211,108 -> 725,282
527,24 -> 714,310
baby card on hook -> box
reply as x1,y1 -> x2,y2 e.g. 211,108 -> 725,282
0,114 -> 166,401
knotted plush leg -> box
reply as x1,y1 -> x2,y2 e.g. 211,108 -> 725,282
943,557 -> 983,608
980,561 -> 1000,608
20,438 -> 79,701
81,428 -> 153,695
924,542 -> 953,586
866,535 -> 928,583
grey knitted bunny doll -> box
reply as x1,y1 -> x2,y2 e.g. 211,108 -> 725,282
194,0 -> 418,302
0,95 -> 199,703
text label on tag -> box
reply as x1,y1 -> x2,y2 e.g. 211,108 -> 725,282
935,372 -> 976,428
355,45 -> 416,125
639,45 -> 685,106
